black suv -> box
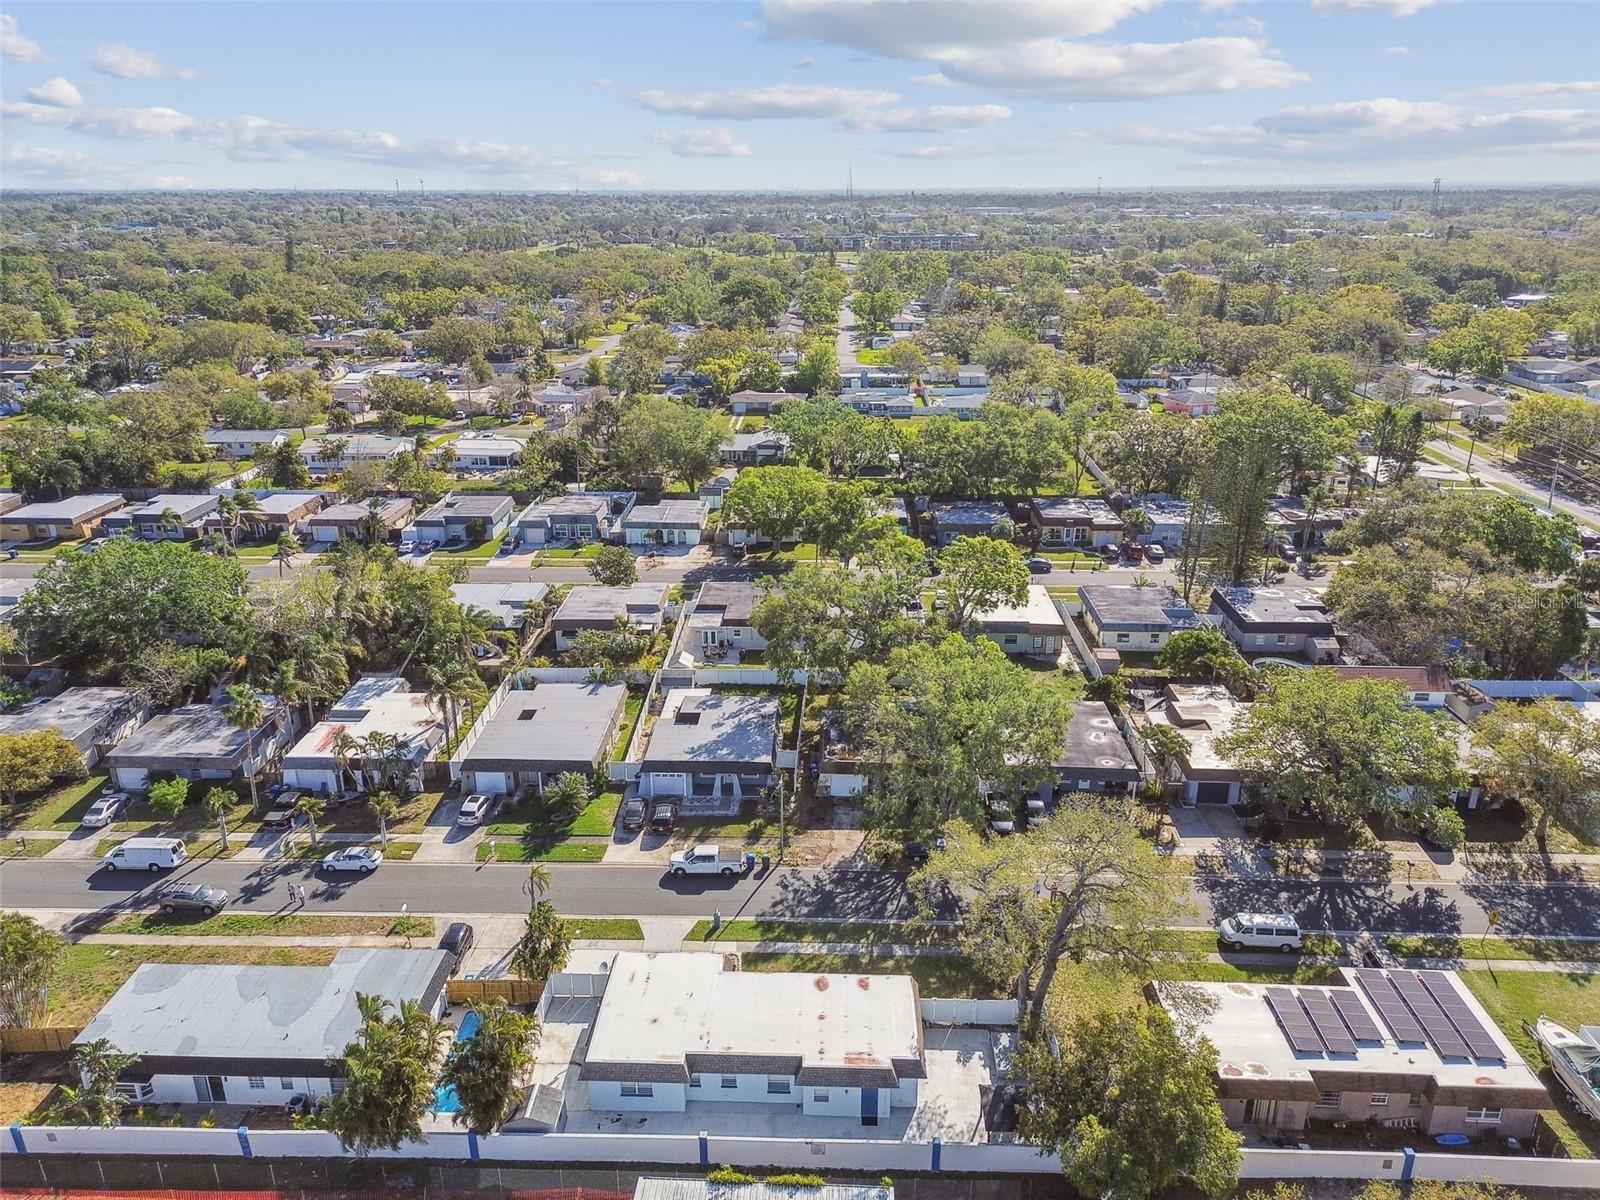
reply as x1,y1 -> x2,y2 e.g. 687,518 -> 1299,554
649,802 -> 678,834
620,796 -> 647,832
153,882 -> 229,916
438,922 -> 475,973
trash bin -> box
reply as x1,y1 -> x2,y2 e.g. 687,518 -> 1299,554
744,852 -> 757,873
712,910 -> 723,932
760,852 -> 771,872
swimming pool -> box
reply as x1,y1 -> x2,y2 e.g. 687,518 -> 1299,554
431,1009 -> 483,1114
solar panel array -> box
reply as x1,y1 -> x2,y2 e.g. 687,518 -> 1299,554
1330,988 -> 1385,1043
1354,969 -> 1428,1045
1299,989 -> 1357,1054
1354,968 -> 1505,1062
1265,986 -> 1325,1055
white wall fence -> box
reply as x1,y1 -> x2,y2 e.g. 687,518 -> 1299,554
449,666 -> 654,781
1061,609 -> 1103,680
921,997 -> 1017,1027
5,1125 -> 1596,1187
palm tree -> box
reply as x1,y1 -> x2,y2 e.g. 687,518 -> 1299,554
425,659 -> 480,751
273,532 -> 301,577
204,786 -> 234,851
1141,724 -> 1190,795
333,731 -> 366,793
325,405 -> 355,433
293,791 -> 327,846
357,497 -> 387,545
1121,506 -> 1152,545
224,685 -> 268,816
318,437 -> 349,469
368,789 -> 400,849
159,506 -> 183,540
1299,484 -> 1332,556
231,490 -> 262,544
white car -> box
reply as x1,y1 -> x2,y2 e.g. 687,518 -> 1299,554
1218,912 -> 1303,953
456,793 -> 495,827
320,846 -> 381,874
81,793 -> 130,828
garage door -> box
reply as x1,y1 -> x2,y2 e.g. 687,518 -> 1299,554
1194,781 -> 1233,805
650,772 -> 689,798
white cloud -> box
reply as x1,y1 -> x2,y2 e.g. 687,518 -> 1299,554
634,83 -> 899,119
592,76 -> 615,87
840,103 -> 1011,133
910,72 -> 953,86
1095,97 -> 1600,163
1310,0 -> 1443,15
24,77 -> 83,108
879,137 -> 1046,159
930,37 -> 1306,101
1476,80 -> 1600,99
1,143 -> 191,189
793,55 -> 816,69
1384,45 -> 1413,56
651,128 -> 753,157
0,100 -> 586,179
90,42 -> 198,80
0,14 -> 47,62
761,0 -> 1159,55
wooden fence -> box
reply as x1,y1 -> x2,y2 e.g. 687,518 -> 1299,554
446,978 -> 543,1006
2,1025 -> 80,1053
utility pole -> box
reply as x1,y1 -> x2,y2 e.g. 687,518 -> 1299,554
1431,177 -> 1442,216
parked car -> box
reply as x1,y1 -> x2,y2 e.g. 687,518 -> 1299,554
1217,911 -> 1302,953
1026,556 -> 1053,575
80,792 -> 130,828
102,837 -> 187,873
1024,796 -> 1047,828
1100,543 -> 1121,562
154,881 -> 229,916
396,539 -> 416,554
1278,544 -> 1300,562
668,844 -> 749,877
987,800 -> 1016,835
620,796 -> 647,832
649,801 -> 678,834
260,796 -> 300,829
456,793 -> 495,827
1144,543 -> 1166,563
320,846 -> 382,874
438,921 -> 475,973
1122,541 -> 1144,562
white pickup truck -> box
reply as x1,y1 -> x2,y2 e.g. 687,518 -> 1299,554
667,844 -> 751,877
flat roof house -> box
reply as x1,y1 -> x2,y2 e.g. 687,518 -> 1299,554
413,493 -> 516,545
298,433 -> 413,474
0,687 -> 148,768
0,577 -> 38,621
1158,968 -> 1550,1141
0,494 -> 126,542
1140,683 -> 1249,805
720,431 -> 792,466
639,688 -> 779,812
202,428 -> 288,459
972,585 -> 1066,660
450,435 -> 524,469
1052,700 -> 1142,796
923,500 -> 1010,546
459,681 -> 627,798
306,497 -> 414,543
1078,584 -> 1198,651
1508,357 -> 1596,387
552,583 -> 669,652
104,696 -> 295,793
1030,497 -> 1123,548
728,390 -> 789,415
686,580 -> 767,663
515,491 -> 634,547
102,493 -> 220,541
623,499 -> 708,547
280,676 -> 444,796
450,582 -> 550,632
580,951 -> 924,1126
1210,585 -> 1338,662
205,490 -> 325,540
0,492 -> 22,518
74,948 -> 451,1107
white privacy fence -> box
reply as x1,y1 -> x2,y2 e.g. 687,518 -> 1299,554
920,997 -> 1017,1027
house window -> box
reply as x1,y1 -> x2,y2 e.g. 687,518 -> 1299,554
1465,1107 -> 1501,1124
767,1077 -> 791,1095
1116,633 -> 1130,644
280,1077 -> 293,1090
1316,1091 -> 1340,1108
720,1075 -> 738,1089
813,1089 -> 830,1102
1276,634 -> 1289,645
689,1074 -> 701,1089
1408,1093 -> 1423,1108
1004,635 -> 1018,646
247,1077 -> 265,1090
620,1083 -> 654,1098
1369,1093 -> 1389,1107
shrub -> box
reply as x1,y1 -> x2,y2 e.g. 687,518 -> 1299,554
148,777 -> 190,818
707,1166 -> 756,1185
764,1175 -> 827,1188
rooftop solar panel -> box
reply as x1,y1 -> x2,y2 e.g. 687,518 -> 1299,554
1265,986 -> 1324,1056
1417,971 -> 1504,1061
1354,969 -> 1427,1045
1330,988 -> 1385,1043
1392,972 -> 1471,1059
1300,990 -> 1357,1055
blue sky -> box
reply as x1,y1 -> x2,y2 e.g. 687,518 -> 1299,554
2,1 -> 1596,190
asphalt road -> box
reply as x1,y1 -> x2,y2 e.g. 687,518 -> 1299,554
7,859 -> 1597,939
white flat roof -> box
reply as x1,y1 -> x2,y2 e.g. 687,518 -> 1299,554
975,584 -> 1067,631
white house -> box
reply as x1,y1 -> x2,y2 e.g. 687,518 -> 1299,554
515,491 -> 634,546
622,498 -> 708,547
298,434 -> 413,474
279,676 -> 445,795
686,581 -> 768,663
74,949 -> 451,1106
449,435 -> 524,470
202,429 -> 289,459
580,951 -> 924,1126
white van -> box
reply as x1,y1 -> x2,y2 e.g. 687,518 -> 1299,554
1217,912 -> 1303,953
101,837 -> 188,873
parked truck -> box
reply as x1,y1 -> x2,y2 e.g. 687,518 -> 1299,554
667,844 -> 752,877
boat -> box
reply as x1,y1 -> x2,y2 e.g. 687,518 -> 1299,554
1531,1015 -> 1600,1122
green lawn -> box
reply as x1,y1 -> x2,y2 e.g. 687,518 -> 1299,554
535,543 -> 604,560
1386,934 -> 1600,963
483,786 -> 623,839
1017,659 -> 1086,704
430,532 -> 509,562
475,840 -> 607,862
2,838 -> 60,859
687,919 -> 950,946
741,951 -> 1001,997
568,918 -> 644,940
1459,969 -> 1600,1158
50,944 -> 339,1026
613,690 -> 646,762
7,775 -> 110,831
568,788 -> 625,837
95,912 -> 431,938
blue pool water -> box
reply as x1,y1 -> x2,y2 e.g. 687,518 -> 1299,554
432,1009 -> 484,1114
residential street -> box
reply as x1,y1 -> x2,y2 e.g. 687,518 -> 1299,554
5,858 -> 1596,938
1428,436 -> 1600,531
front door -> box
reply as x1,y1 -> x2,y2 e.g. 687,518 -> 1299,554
860,1086 -> 878,1126
193,1075 -> 226,1103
